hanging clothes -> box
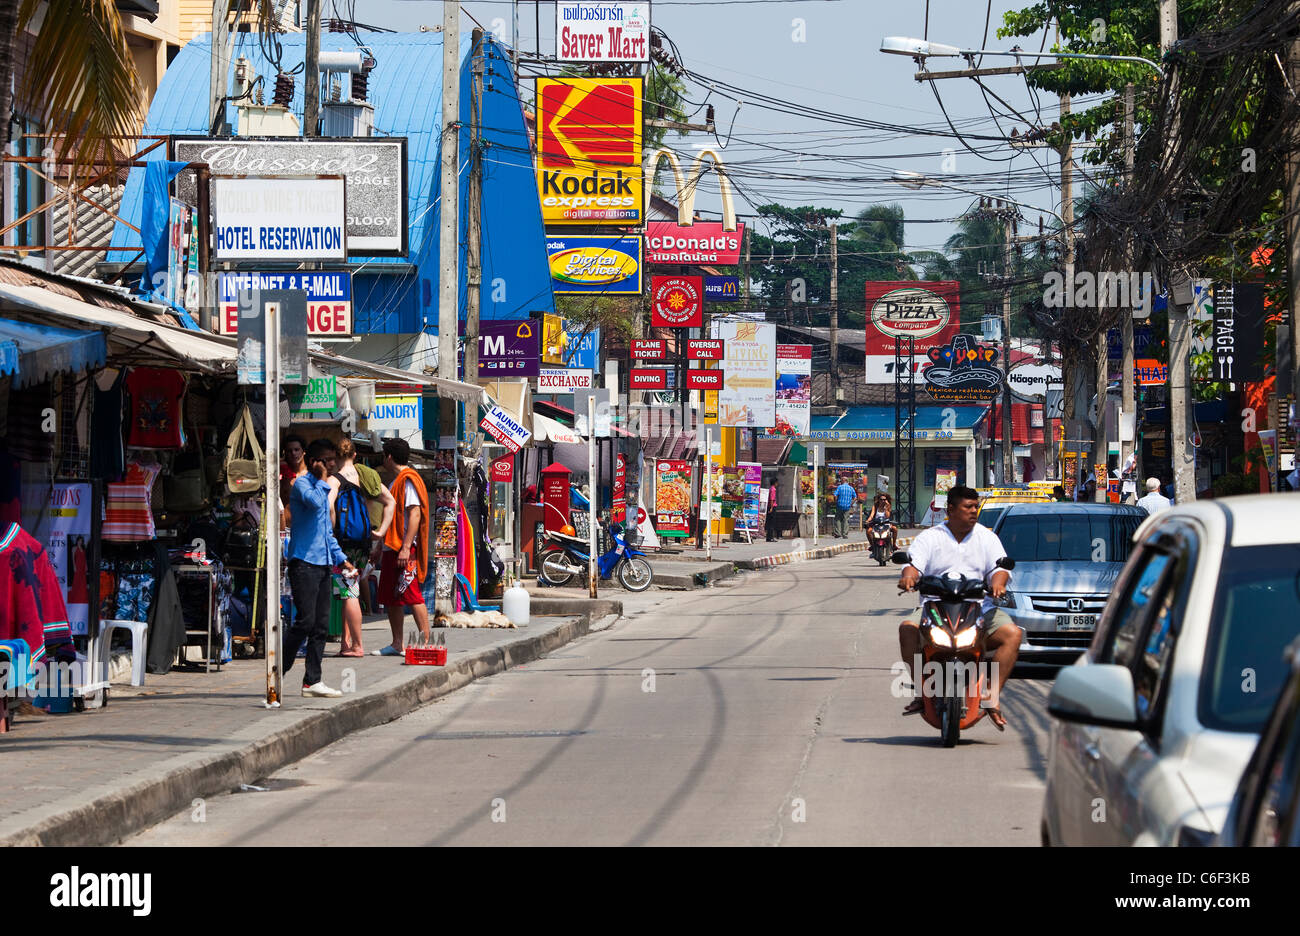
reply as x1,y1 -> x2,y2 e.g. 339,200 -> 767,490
7,383 -> 54,462
0,442 -> 19,530
125,367 -> 185,449
0,522 -> 75,668
91,368 -> 126,481
103,460 -> 161,541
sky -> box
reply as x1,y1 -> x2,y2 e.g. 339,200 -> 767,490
349,0 -> 1104,257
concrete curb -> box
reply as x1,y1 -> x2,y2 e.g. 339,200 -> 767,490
0,611 -> 615,847
651,563 -> 736,589
735,536 -> 915,570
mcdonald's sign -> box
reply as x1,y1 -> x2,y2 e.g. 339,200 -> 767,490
644,148 -> 737,232
536,78 -> 643,225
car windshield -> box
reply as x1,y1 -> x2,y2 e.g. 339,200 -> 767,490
1200,544 -> 1300,733
997,513 -> 1143,563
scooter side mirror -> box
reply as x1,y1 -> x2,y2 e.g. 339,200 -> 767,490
996,556 -> 1016,571
891,550 -> 911,565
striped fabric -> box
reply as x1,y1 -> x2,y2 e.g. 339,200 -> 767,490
102,461 -> 161,541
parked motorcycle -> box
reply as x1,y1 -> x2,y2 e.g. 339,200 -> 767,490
538,522 -> 654,592
868,516 -> 894,566
894,550 -> 1016,747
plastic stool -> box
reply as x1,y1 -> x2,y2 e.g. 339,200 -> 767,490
454,574 -> 502,612
98,620 -> 149,686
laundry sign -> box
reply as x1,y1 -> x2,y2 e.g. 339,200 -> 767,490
289,375 -> 337,414
480,403 -> 532,453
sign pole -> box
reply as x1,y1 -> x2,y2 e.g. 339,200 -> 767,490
705,425 -> 713,561
812,441 -> 819,547
588,392 -> 598,598
264,300 -> 282,708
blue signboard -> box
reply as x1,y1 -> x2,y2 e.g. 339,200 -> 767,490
546,235 -> 641,295
704,275 -> 741,302
562,319 -> 600,371
1107,326 -> 1153,360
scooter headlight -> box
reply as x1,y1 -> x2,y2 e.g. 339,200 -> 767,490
928,626 -> 953,648
954,626 -> 979,648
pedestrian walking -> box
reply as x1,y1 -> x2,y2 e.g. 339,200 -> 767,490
284,438 -> 355,698
373,438 -> 430,656
833,475 -> 857,538
765,479 -> 780,542
1137,477 -> 1172,515
328,438 -> 396,656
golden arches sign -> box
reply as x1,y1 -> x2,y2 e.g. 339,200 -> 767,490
644,148 -> 737,232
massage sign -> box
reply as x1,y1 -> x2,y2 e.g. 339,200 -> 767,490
650,275 -> 703,328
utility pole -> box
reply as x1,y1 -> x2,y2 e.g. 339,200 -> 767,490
209,0 -> 231,134
1060,87 -> 1078,478
303,0 -> 322,137
1285,3 -> 1300,431
1002,210 -> 1014,484
437,1 -> 460,381
1161,0 -> 1195,503
828,222 -> 839,396
1120,83 -> 1137,495
464,28 -> 484,437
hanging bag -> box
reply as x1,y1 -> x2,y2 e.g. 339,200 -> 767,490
224,405 -> 265,495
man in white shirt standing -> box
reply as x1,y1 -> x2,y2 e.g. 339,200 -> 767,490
897,485 -> 1022,730
1137,477 -> 1172,515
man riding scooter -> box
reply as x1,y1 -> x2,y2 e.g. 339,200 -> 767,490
897,485 -> 1023,730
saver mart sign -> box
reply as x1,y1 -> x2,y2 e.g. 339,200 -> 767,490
556,1 -> 650,62
218,271 -> 352,336
547,234 -> 641,294
212,176 -> 345,261
536,78 -> 642,225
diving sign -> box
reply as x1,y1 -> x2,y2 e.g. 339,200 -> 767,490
630,368 -> 669,389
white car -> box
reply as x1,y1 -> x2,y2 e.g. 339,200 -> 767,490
1041,493 -> 1300,846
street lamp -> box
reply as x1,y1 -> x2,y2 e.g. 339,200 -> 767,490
889,171 -> 1064,225
879,36 -> 1163,76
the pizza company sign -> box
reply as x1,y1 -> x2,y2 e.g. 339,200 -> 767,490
869,285 -> 953,340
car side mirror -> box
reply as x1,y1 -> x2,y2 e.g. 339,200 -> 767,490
996,556 -> 1016,570
1047,663 -> 1139,730
891,550 -> 911,565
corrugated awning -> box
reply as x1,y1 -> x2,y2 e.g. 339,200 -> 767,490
0,316 -> 108,388
0,283 -> 232,371
534,413 -> 583,445
309,350 -> 486,403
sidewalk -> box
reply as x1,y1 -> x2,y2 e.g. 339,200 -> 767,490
0,607 -> 618,846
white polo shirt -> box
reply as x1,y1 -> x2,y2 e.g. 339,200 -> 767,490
907,521 -> 1010,613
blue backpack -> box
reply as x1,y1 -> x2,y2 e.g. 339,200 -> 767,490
336,480 -> 371,545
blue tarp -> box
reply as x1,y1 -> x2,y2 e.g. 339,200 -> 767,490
108,32 -> 555,336
0,318 -> 108,388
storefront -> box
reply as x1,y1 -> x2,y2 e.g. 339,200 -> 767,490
809,405 -> 989,522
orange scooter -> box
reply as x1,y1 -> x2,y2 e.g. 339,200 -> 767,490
894,551 -> 1016,747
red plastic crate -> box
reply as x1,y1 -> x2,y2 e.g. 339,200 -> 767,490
404,645 -> 447,666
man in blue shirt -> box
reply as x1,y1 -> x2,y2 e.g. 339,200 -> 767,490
833,475 -> 857,538
284,438 -> 355,698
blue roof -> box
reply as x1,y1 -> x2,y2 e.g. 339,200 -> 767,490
811,405 -> 989,433
109,32 -> 554,335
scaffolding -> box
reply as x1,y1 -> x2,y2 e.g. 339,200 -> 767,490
893,336 -> 917,526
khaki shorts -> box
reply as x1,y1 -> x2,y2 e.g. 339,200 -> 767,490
906,606 -> 1014,634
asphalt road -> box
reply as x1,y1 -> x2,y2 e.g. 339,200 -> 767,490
127,555 -> 1054,846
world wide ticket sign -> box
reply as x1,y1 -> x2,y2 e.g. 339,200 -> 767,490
536,78 -> 643,225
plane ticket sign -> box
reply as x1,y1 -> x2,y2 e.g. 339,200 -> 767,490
631,339 -> 667,359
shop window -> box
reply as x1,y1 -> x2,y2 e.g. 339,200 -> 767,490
8,115 -> 45,251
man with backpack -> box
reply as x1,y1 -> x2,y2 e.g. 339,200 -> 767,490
328,438 -> 396,656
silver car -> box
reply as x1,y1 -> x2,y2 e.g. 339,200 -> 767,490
987,503 -> 1148,663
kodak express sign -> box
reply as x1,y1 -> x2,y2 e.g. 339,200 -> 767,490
536,78 -> 643,225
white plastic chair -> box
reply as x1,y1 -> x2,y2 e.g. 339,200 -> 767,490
97,620 -> 150,687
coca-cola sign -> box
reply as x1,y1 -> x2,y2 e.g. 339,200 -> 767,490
172,137 -> 408,256
864,281 -> 961,355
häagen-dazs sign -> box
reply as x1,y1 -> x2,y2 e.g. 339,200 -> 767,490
173,137 -> 408,256
1006,361 -> 1062,401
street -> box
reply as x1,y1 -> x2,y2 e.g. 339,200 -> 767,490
128,554 -> 1051,847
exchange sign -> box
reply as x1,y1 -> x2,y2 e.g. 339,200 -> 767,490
651,275 -> 703,328
536,78 -> 642,225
